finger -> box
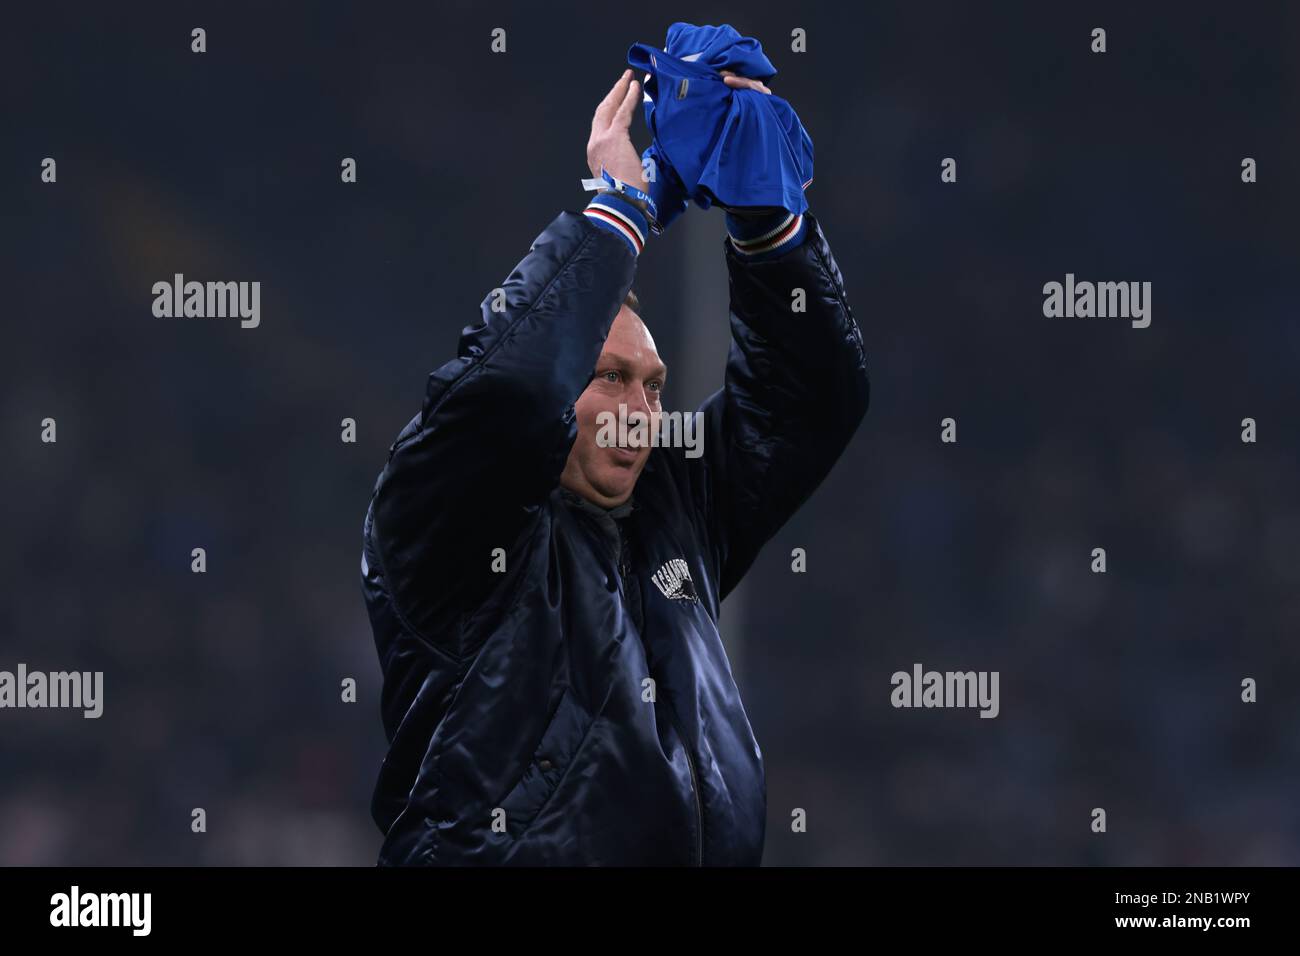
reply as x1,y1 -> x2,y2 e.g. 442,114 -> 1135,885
594,69 -> 633,128
613,78 -> 641,128
593,69 -> 631,127
723,75 -> 773,95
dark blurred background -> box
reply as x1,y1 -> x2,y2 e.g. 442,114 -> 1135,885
2,1 -> 1298,865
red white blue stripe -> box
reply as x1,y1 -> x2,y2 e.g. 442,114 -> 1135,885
727,211 -> 806,258
584,193 -> 648,256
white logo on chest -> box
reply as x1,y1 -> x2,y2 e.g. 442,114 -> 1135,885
651,558 -> 697,601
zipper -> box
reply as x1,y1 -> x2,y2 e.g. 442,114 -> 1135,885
616,519 -> 704,866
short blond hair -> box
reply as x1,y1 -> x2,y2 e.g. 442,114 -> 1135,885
622,288 -> 642,319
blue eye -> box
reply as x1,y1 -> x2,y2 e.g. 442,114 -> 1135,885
603,371 -> 620,383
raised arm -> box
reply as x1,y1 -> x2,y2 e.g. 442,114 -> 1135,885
363,71 -> 653,657
696,210 -> 870,600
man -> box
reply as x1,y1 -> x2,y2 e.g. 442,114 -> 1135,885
361,66 -> 868,865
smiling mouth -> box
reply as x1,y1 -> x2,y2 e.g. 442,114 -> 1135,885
609,446 -> 642,463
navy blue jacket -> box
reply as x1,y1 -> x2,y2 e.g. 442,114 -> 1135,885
361,207 -> 868,865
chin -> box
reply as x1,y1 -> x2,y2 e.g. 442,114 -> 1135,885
591,473 -> 635,504
595,483 -> 633,505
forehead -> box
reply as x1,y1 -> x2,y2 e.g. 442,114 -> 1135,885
600,305 -> 663,370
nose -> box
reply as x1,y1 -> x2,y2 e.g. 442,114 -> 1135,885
624,384 -> 652,419
621,386 -> 656,449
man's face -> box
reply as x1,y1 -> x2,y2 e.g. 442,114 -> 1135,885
560,304 -> 666,508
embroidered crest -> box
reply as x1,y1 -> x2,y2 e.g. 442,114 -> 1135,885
651,558 -> 698,602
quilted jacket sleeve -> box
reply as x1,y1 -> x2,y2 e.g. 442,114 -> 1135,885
363,211 -> 636,656
695,212 -> 870,600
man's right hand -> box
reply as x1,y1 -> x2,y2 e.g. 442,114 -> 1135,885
587,69 -> 648,187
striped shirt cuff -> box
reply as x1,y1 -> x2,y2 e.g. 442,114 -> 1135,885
584,192 -> 649,257
726,209 -> 807,260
